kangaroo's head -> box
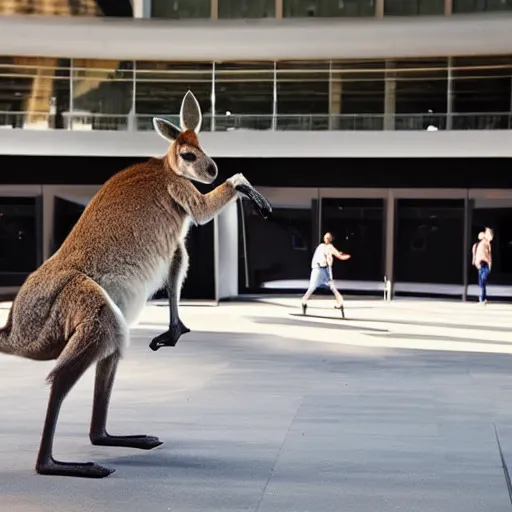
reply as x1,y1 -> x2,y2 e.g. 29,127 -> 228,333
152,91 -> 218,184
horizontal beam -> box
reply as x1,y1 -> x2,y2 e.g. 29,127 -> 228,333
0,128 -> 511,158
0,13 -> 511,61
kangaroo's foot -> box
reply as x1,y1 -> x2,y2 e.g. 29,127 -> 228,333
149,319 -> 190,351
36,457 -> 114,479
91,433 -> 163,450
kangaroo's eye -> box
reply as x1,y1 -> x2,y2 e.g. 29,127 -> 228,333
180,152 -> 197,162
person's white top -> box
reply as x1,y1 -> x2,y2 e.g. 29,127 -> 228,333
311,243 -> 335,268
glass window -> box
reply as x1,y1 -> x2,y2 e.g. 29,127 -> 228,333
238,193 -> 318,291
0,56 -> 71,130
330,59 -> 385,130
0,197 -> 39,287
393,58 -> 448,130
151,0 -> 211,18
384,0 -> 444,14
214,61 -> 274,130
453,0 -> 512,12
135,61 -> 212,131
219,0 -> 275,17
394,199 -> 465,286
284,0 -> 375,17
276,61 -> 329,130
452,56 -> 512,130
71,59 -> 133,130
470,204 -> 512,289
321,198 -> 385,282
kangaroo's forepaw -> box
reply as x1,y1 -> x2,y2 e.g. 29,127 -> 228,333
91,433 -> 163,450
149,320 -> 190,351
236,184 -> 272,219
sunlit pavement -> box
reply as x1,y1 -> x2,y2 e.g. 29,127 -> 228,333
1,296 -> 512,512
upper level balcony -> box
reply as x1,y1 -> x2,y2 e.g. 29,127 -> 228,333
1,51 -> 511,158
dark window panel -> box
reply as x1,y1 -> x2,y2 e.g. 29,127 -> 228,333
394,199 -> 465,285
219,0 -> 275,17
284,0 -> 375,17
321,198 -> 385,281
151,0 -> 211,18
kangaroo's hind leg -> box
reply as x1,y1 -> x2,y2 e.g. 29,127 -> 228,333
35,277 -> 127,478
89,352 -> 163,450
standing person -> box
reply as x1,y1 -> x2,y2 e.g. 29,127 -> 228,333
301,232 -> 351,318
474,227 -> 493,304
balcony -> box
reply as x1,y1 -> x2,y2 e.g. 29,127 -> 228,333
1,111 -> 511,132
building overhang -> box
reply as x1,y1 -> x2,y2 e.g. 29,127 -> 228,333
0,13 -> 511,61
0,129 -> 511,158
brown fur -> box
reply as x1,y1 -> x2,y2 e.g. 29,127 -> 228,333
0,90 -> 267,478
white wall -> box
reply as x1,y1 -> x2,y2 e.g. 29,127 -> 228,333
0,13 -> 511,60
1,128 -> 512,158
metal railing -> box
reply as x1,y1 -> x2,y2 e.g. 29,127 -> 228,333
0,111 -> 511,132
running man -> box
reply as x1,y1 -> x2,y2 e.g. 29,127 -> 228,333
301,232 -> 351,318
474,227 -> 493,304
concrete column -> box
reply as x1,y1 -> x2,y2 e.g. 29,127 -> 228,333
329,72 -> 342,130
276,0 -> 283,18
446,56 -> 453,130
384,61 -> 396,131
215,201 -> 239,301
384,189 -> 395,298
132,0 -> 151,18
444,0 -> 453,15
42,186 -> 55,261
211,0 -> 218,19
375,0 -> 384,17
462,193 -> 470,301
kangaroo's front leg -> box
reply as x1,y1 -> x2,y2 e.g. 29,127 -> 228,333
150,243 -> 190,351
90,352 -> 163,450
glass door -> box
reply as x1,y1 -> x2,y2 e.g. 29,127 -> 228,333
394,197 -> 465,296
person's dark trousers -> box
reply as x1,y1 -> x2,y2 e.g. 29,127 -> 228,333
478,261 -> 490,302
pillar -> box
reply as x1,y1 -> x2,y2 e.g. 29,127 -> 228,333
42,187 -> 55,262
211,0 -> 218,19
276,0 -> 283,18
375,0 -> 384,17
329,72 -> 342,130
384,61 -> 396,131
133,0 -> 151,18
215,201 -> 239,300
444,0 -> 453,15
384,190 -> 395,298
446,56 -> 453,130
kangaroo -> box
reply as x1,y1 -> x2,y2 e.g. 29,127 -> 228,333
0,90 -> 271,479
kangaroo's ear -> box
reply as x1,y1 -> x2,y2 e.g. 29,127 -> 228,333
180,90 -> 202,134
152,117 -> 182,143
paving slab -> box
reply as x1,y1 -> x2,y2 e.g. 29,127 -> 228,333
0,297 -> 511,512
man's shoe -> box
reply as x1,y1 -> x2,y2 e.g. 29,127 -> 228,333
301,302 -> 307,315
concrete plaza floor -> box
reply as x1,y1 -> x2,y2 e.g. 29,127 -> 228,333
1,296 -> 512,511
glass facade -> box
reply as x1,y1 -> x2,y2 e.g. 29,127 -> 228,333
0,197 -> 40,287
384,0 -> 444,15
394,199 -> 465,286
283,0 -> 375,17
0,0 -> 510,18
151,0 -> 210,18
1,55 -> 511,132
219,0 -> 275,18
453,0 -> 512,12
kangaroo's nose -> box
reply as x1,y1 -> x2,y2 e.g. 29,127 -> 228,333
207,162 -> 218,178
